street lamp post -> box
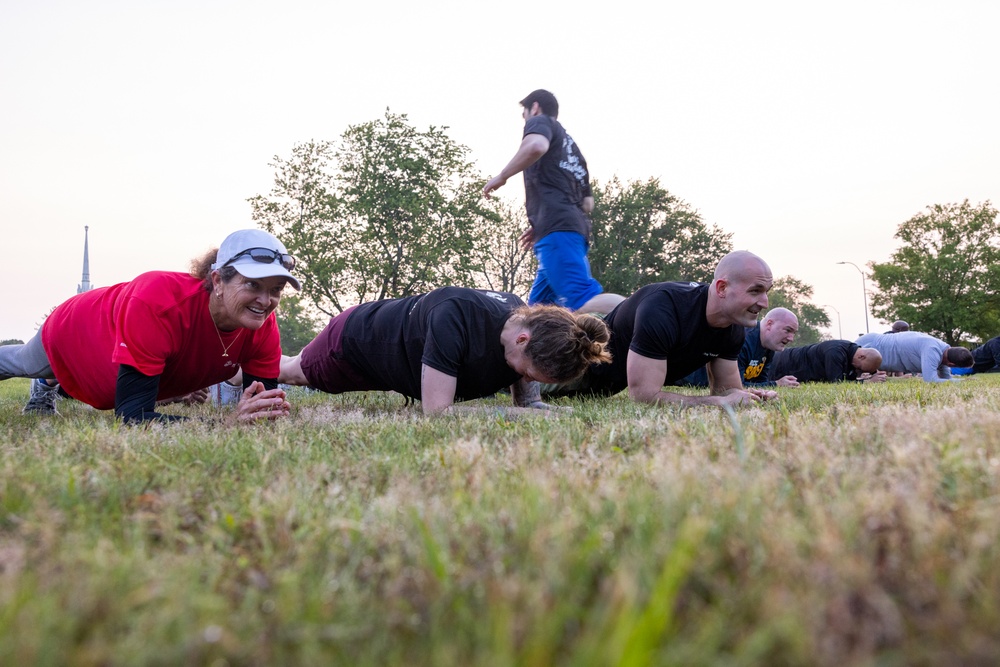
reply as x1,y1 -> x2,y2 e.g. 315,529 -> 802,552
836,261 -> 870,334
821,304 -> 842,339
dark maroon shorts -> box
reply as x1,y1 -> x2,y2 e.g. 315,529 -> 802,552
299,305 -> 380,394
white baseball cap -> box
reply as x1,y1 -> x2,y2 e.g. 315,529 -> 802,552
212,229 -> 301,290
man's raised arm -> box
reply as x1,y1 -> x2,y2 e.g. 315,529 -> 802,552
482,134 -> 550,198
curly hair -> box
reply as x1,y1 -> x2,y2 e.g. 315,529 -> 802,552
189,248 -> 239,292
516,304 -> 612,382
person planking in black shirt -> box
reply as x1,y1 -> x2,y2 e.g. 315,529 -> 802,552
546,250 -> 779,408
278,287 -> 610,415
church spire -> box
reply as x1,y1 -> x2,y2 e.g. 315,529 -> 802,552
77,226 -> 91,294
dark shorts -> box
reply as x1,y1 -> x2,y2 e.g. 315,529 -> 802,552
299,306 -> 380,394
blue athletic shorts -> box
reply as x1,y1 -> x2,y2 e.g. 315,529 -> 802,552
528,231 -> 603,310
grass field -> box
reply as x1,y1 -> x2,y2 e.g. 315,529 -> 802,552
2,375 -> 1000,666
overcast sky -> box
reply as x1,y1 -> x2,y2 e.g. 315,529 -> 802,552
2,0 -> 998,342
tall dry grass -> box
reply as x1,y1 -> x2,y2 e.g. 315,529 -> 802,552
1,376 -> 999,665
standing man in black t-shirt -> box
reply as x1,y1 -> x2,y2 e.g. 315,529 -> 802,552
483,89 -> 611,313
547,251 -> 780,408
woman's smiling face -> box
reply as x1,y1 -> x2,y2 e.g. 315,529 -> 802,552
213,272 -> 287,330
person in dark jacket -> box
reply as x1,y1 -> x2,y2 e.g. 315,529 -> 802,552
770,340 -> 885,383
676,307 -> 800,388
969,335 -> 1000,374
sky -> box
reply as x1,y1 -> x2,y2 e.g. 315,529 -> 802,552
1,0 -> 998,343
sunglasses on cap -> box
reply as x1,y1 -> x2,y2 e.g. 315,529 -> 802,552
221,247 -> 296,271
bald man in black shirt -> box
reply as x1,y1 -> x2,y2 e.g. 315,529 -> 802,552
546,250 -> 779,408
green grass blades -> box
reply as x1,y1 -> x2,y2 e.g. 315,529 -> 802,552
2,375 -> 1000,665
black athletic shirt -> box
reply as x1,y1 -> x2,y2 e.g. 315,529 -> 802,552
770,340 -> 860,382
341,287 -> 523,402
522,114 -> 592,241
583,282 -> 744,396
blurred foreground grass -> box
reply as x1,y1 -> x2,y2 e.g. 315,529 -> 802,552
2,376 -> 1000,665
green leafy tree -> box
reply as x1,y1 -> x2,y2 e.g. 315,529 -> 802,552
249,110 -> 492,315
869,200 -> 1000,345
248,139 -> 344,313
588,177 -> 733,295
0,339 -> 24,346
766,276 -> 831,346
276,294 -> 321,357
467,199 -> 536,296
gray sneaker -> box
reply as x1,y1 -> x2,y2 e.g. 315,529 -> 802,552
213,381 -> 243,406
23,378 -> 60,415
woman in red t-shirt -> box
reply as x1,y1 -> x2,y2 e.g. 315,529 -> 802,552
0,229 -> 301,424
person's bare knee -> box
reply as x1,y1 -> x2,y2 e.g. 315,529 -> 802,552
279,354 -> 309,385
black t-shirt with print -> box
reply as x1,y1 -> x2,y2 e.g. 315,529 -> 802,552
522,114 -> 592,241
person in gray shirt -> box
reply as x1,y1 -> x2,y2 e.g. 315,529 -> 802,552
855,331 -> 972,382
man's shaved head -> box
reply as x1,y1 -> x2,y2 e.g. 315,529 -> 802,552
763,307 -> 797,326
759,307 -> 799,351
714,250 -> 771,282
853,347 -> 882,374
708,251 -> 774,329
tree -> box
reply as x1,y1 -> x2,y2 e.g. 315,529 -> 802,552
588,177 -> 733,295
869,200 -> 1000,345
767,276 -> 831,346
275,294 -> 321,357
0,339 -> 24,346
467,199 -> 536,296
248,140 -> 345,314
249,110 -> 493,316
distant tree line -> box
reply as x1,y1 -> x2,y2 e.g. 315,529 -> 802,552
8,121 -> 991,349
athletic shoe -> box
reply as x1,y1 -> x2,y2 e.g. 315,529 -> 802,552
22,378 -> 60,415
214,381 -> 243,406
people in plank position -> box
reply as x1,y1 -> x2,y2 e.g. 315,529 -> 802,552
855,331 -> 973,383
